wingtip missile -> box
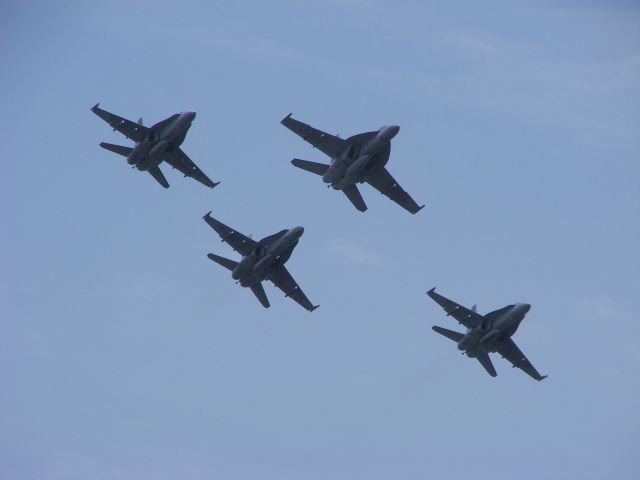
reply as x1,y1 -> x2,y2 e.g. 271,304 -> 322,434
281,112 -> 293,124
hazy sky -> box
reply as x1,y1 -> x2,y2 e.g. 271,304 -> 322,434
2,1 -> 639,479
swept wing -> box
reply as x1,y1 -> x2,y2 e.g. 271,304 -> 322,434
281,114 -> 347,158
203,212 -> 257,257
165,148 -> 218,188
366,167 -> 424,214
91,103 -> 148,142
267,264 -> 318,312
495,339 -> 547,381
427,288 -> 483,329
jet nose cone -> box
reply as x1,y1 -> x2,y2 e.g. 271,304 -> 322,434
378,125 -> 400,140
183,111 -> 196,122
292,226 -> 304,237
521,303 -> 531,313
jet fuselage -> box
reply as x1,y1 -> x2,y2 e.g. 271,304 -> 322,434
323,125 -> 399,190
127,111 -> 196,171
231,227 -> 304,287
459,303 -> 531,358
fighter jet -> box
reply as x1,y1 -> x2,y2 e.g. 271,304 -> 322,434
203,212 -> 319,312
427,288 -> 547,381
91,103 -> 218,189
281,114 -> 424,213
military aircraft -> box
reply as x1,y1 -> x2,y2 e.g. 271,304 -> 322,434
281,114 -> 424,214
91,103 -> 218,189
427,288 -> 547,381
203,212 -> 319,312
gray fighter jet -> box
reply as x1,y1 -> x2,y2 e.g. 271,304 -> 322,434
203,212 -> 319,312
427,288 -> 547,381
91,103 -> 218,189
281,114 -> 425,213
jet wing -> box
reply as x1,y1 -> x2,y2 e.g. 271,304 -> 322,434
427,288 -> 483,329
281,114 -> 348,159
495,339 -> 547,381
203,212 -> 257,257
267,264 -> 318,312
165,148 -> 219,188
366,167 -> 424,214
91,103 -> 149,143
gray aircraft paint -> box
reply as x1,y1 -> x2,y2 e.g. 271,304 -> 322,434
281,114 -> 424,213
91,104 -> 218,188
203,212 -> 318,312
123,112 -> 195,170
427,288 -> 547,381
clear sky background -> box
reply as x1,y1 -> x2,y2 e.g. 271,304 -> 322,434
2,1 -> 639,479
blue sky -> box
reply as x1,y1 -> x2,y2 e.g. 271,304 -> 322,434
2,1 -> 639,479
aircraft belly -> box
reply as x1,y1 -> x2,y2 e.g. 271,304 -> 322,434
361,143 -> 390,168
136,156 -> 163,171
479,330 -> 501,346
239,273 -> 262,287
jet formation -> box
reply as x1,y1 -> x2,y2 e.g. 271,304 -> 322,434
428,288 -> 547,381
91,104 -> 547,381
203,212 -> 319,312
281,114 -> 424,213
92,104 -> 218,189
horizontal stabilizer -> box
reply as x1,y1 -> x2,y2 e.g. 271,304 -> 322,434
148,165 -> 169,188
207,253 -> 238,271
99,142 -> 132,157
250,283 -> 270,308
477,353 -> 497,377
291,158 -> 329,176
432,325 -> 464,342
342,184 -> 367,212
